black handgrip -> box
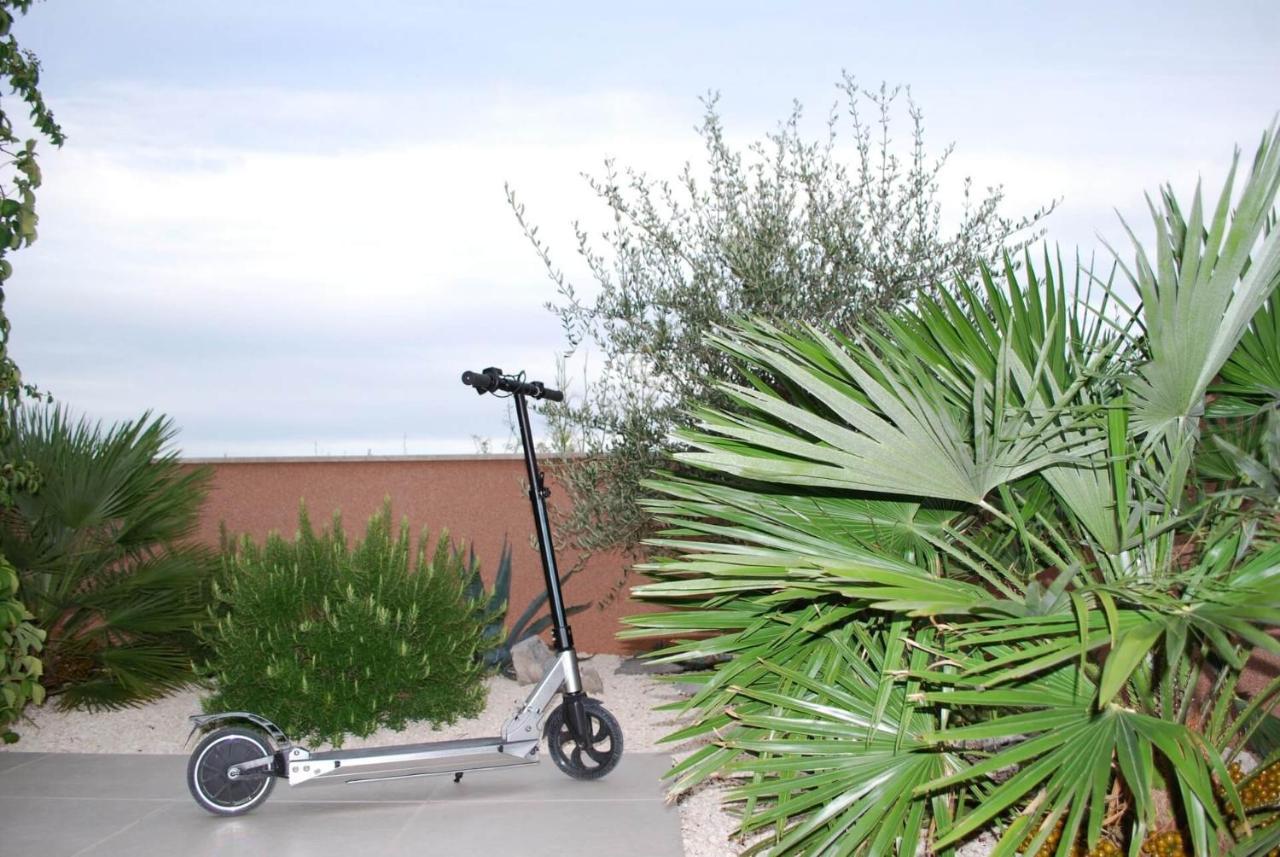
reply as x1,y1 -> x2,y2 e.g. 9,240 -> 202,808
532,382 -> 565,403
461,369 -> 497,394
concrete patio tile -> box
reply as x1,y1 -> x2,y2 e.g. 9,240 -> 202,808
84,797 -> 681,857
0,795 -> 166,857
403,797 -> 683,856
0,752 -> 683,857
0,750 -> 45,774
262,775 -> 448,803
0,752 -> 183,800
413,751 -> 670,803
85,800 -> 428,857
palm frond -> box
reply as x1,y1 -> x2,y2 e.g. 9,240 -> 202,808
1118,120 -> 1280,445
1211,293 -> 1280,417
0,405 -> 214,709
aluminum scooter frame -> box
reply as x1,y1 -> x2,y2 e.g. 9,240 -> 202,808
194,648 -> 583,787
190,369 -> 600,793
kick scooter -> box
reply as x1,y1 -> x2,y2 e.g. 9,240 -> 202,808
185,367 -> 623,815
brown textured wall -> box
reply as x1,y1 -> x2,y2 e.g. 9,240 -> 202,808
181,455 -> 661,655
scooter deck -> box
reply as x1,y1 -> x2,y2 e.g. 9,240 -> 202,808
291,736 -> 539,785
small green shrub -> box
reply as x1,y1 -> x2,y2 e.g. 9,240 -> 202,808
0,555 -> 44,742
201,504 -> 496,747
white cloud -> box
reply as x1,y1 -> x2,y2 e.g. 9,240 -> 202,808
11,85 -> 706,455
11,76 -> 1274,457
31,86 -> 705,314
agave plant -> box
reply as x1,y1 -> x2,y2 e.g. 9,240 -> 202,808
465,539 -> 514,669
0,406 -> 215,710
625,123 -> 1280,856
466,538 -> 589,676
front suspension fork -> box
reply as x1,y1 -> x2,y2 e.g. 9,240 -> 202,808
562,690 -> 592,744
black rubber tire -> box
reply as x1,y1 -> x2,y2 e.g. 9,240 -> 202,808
187,726 -> 277,816
544,697 -> 623,780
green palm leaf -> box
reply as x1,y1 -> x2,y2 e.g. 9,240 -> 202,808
632,598 -> 958,855
1119,121 -> 1280,445
678,316 -> 1098,506
1211,292 -> 1280,417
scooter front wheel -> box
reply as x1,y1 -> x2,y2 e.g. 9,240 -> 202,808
188,726 -> 277,815
544,697 -> 623,780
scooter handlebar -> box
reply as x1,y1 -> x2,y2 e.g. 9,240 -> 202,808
534,384 -> 565,403
461,368 -> 564,402
461,369 -> 498,394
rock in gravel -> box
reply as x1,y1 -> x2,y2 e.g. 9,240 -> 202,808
511,636 -> 555,685
615,656 -> 685,676
510,639 -> 604,692
579,664 -> 604,694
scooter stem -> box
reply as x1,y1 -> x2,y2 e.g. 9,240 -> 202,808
512,392 -> 574,653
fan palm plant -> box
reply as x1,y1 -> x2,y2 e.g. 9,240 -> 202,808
0,406 -> 215,710
625,122 -> 1280,856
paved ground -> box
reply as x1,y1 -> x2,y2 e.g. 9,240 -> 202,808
0,751 -> 683,857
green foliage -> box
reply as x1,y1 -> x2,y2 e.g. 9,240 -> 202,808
467,538 -> 589,676
1210,292 -> 1280,419
1201,408 -> 1280,510
626,123 -> 1280,855
0,406 -> 215,710
0,0 -> 61,739
465,539 -> 513,669
201,504 -> 496,747
0,0 -> 61,503
512,76 -> 1052,557
0,553 -> 42,741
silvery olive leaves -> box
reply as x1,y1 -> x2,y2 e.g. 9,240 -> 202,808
625,122 -> 1280,856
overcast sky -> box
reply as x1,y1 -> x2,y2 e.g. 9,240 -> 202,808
7,1 -> 1279,457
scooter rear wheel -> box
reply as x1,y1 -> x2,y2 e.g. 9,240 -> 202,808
544,697 -> 623,780
188,726 -> 277,815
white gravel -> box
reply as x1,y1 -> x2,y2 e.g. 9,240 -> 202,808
2,654 -> 1000,855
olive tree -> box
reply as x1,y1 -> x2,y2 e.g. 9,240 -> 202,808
510,76 -> 1053,557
